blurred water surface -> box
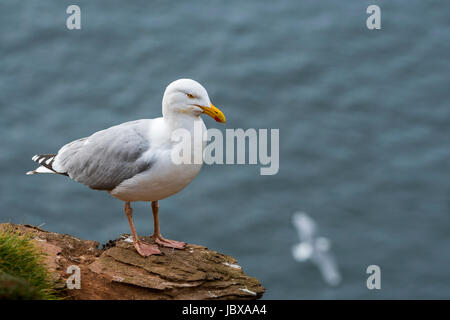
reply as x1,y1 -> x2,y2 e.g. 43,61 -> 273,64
1,1 -> 449,298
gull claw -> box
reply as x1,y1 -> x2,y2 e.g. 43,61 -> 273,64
153,235 -> 186,249
134,241 -> 162,257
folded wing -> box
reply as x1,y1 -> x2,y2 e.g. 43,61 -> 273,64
52,120 -> 153,191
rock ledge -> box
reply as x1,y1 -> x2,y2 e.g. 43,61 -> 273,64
0,223 -> 264,300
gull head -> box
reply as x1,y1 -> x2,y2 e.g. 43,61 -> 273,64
162,79 -> 226,123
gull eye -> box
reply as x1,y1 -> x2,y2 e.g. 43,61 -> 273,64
186,93 -> 195,99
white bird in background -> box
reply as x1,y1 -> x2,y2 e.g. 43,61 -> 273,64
27,79 -> 226,257
291,212 -> 342,286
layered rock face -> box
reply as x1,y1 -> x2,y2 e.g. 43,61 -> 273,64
0,223 -> 265,300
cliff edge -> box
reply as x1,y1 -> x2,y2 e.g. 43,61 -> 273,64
0,223 -> 264,300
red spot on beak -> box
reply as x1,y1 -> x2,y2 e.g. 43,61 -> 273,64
214,116 -> 220,122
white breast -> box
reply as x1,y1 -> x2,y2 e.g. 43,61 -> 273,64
110,117 -> 205,202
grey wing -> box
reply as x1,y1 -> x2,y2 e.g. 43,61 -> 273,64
53,120 -> 153,191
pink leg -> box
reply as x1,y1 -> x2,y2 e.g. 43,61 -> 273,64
151,201 -> 186,249
125,202 -> 161,257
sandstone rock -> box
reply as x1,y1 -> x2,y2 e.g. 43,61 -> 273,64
0,223 -> 264,300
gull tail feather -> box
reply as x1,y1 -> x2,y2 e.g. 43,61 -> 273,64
27,154 -> 68,176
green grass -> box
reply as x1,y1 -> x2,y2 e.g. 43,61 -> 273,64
0,227 -> 60,300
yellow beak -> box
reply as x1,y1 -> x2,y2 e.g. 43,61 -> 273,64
199,103 -> 226,123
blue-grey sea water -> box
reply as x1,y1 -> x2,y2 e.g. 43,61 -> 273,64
1,1 -> 449,299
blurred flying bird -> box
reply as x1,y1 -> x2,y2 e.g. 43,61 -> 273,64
291,212 -> 342,286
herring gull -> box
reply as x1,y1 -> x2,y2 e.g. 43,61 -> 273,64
27,79 -> 226,257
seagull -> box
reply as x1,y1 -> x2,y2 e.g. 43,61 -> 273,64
27,79 -> 226,257
291,212 -> 342,286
